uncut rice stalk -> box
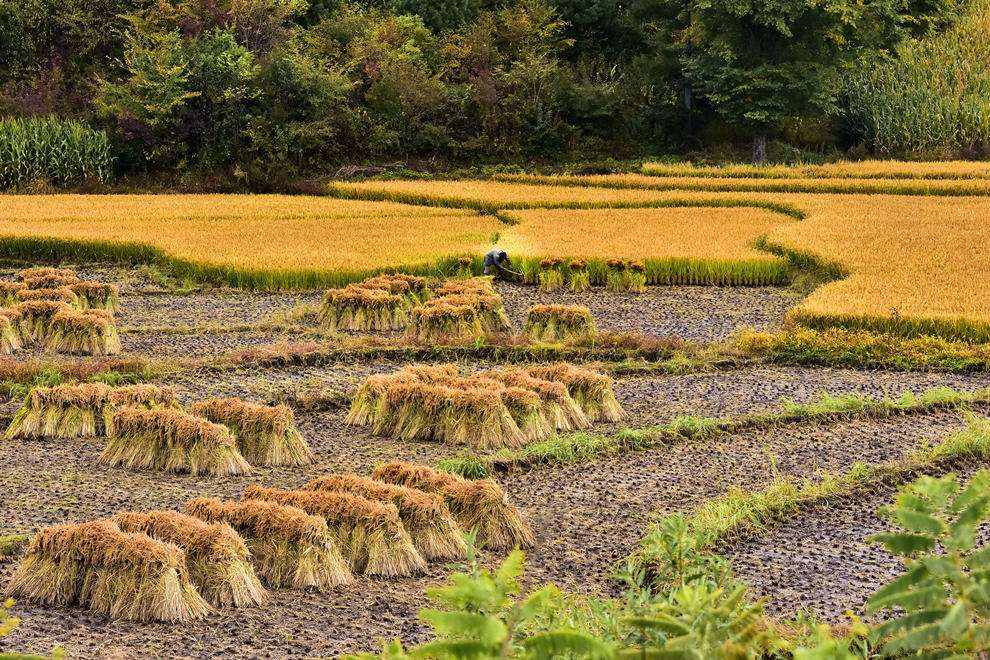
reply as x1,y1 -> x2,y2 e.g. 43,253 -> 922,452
372,461 -> 534,550
42,308 -> 121,356
5,520 -> 210,622
112,510 -> 267,608
481,367 -> 589,432
184,497 -> 353,590
527,363 -> 625,422
101,407 -> 253,476
304,474 -> 467,561
242,485 -> 426,578
190,398 -> 314,467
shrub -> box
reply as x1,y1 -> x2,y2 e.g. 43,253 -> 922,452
6,520 -> 209,622
0,116 -> 112,191
372,461 -> 534,550
190,398 -> 314,467
242,485 -> 427,577
183,497 -> 353,590
112,510 -> 267,608
524,304 -> 597,342
303,474 -> 468,561
101,407 -> 253,476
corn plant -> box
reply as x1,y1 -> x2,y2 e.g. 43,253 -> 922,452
0,116 -> 112,190
867,470 -> 990,656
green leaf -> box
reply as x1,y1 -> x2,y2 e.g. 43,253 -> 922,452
419,610 -> 507,645
516,585 -> 560,624
893,508 -> 944,535
409,640 -> 499,660
869,564 -> 929,608
868,584 -> 945,612
882,622 -> 945,655
870,532 -> 935,555
522,630 -> 614,660
938,601 -> 969,638
870,609 -> 945,643
965,545 -> 990,570
624,615 -> 690,637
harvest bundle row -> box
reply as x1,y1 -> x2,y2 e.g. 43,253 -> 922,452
5,463 -> 532,622
5,383 -> 314,475
0,266 -> 120,355
347,362 -> 624,449
524,304 -> 597,342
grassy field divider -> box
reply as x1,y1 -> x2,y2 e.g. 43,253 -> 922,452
629,412 -> 990,579
438,387 -> 990,477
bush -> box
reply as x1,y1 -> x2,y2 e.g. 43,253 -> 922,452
0,116 -> 112,190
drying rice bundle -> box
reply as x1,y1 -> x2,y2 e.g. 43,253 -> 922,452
304,474 -> 467,561
538,258 -> 564,291
15,286 -> 79,307
372,462 -> 534,550
71,281 -> 119,310
320,285 -> 409,332
101,407 -> 253,476
5,520 -> 210,622
605,259 -> 647,293
17,267 -> 79,286
112,510 -> 267,608
455,256 -> 474,278
443,293 -> 511,334
524,304 -> 597,342
183,497 -> 352,590
409,299 -> 485,343
190,398 -> 314,467
358,274 -> 429,304
0,281 -> 25,305
7,300 -> 72,343
20,273 -> 81,291
0,312 -> 21,353
345,365 -> 457,427
242,485 -> 426,577
434,276 -> 496,296
527,363 -> 625,422
108,383 -> 179,409
481,367 -> 589,431
43,308 -> 121,355
466,375 -> 550,442
5,382 -> 111,439
567,259 -> 590,292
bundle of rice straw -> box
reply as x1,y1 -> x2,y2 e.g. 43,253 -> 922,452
184,497 -> 353,590
439,293 -> 511,335
242,485 -> 426,577
357,274 -> 429,304
5,382 -> 111,439
538,258 -> 564,291
0,312 -> 21,353
605,259 -> 647,293
101,407 -> 253,476
372,461 -> 534,550
466,376 -> 551,443
103,384 -> 180,435
7,300 -> 72,343
567,259 -> 590,292
524,304 -> 597,342
112,510 -> 267,608
527,363 -> 624,422
6,520 -> 210,622
481,367 -> 589,432
43,308 -> 121,355
17,266 -> 79,285
408,299 -> 485,343
70,281 -> 119,311
0,281 -> 25,305
15,286 -> 80,307
190,398 -> 314,467
434,276 -> 496,296
320,285 -> 409,332
304,474 -> 467,561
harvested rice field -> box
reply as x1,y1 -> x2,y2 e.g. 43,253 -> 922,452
3,162 -> 990,658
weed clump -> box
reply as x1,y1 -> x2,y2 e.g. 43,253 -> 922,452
242,485 -> 426,577
373,461 -> 534,550
524,304 -> 597,342
43,308 -> 121,355
303,474 -> 467,561
527,363 -> 624,422
6,520 -> 210,622
112,510 -> 267,608
183,497 -> 353,590
101,407 -> 253,476
190,398 -> 314,467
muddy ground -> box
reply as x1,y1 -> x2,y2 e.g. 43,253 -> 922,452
2,265 -> 989,658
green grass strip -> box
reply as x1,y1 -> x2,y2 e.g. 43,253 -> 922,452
438,387 -> 990,476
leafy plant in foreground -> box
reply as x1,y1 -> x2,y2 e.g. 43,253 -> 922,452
867,470 -> 990,656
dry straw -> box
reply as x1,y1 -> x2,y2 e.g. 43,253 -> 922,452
101,407 -> 253,476
434,276 -> 496,297
190,398 -> 314,467
481,367 -> 589,432
304,474 -> 467,561
372,461 -> 534,550
184,497 -> 353,590
112,510 -> 267,608
17,266 -> 78,283
524,304 -> 597,342
357,273 -> 429,304
538,258 -> 564,291
320,284 -> 410,332
466,375 -> 551,443
7,300 -> 72,343
20,273 -> 80,291
15,286 -> 79,307
43,308 -> 121,355
409,300 -> 485,343
5,520 -> 210,622
70,281 -> 119,310
567,259 -> 590,292
527,363 -> 625,422
0,312 -> 21,354
242,485 -> 426,577
0,281 -> 25,305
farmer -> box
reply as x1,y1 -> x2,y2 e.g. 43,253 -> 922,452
482,248 -> 521,280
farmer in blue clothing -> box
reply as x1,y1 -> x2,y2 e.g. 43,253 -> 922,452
482,248 -> 521,280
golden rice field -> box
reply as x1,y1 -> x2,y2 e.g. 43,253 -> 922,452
640,159 -> 990,179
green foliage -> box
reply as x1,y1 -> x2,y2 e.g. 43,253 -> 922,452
0,535 -> 30,560
867,470 -> 990,656
0,116 -> 112,190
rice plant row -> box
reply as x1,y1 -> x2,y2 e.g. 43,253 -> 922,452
5,383 -> 314,476
5,463 -> 532,622
347,363 -> 623,450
